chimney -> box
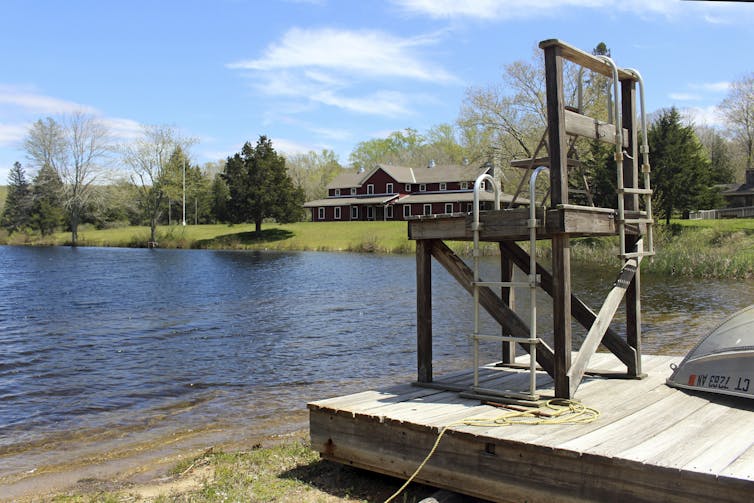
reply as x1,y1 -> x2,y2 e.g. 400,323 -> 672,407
428,159 -> 436,169
746,168 -> 754,186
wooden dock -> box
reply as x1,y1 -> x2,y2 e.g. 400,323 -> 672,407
309,353 -> 754,502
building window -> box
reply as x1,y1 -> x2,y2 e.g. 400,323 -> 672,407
367,184 -> 374,195
440,182 -> 447,191
318,207 -> 325,220
367,206 -> 374,220
334,207 -> 341,220
351,206 -> 358,220
386,205 -> 393,219
350,188 -> 356,195
461,181 -> 468,190
405,183 -> 411,192
423,204 -> 432,216
445,203 -> 453,214
334,188 -> 340,196
386,183 -> 393,194
403,205 -> 411,218
419,183 -> 426,192
477,180 -> 486,190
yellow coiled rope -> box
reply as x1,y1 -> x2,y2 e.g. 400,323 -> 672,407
384,399 -> 600,503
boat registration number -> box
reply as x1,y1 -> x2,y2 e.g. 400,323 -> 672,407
688,374 -> 750,392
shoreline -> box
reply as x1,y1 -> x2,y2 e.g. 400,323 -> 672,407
1,413 -> 309,501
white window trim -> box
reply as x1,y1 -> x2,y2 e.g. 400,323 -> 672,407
386,205 -> 393,219
350,188 -> 356,195
367,206 -> 374,220
334,207 -> 341,220
334,188 -> 340,196
460,181 -> 468,190
445,203 -> 453,214
318,207 -> 325,220
367,184 -> 374,195
419,183 -> 426,192
405,183 -> 411,192
440,182 -> 447,191
351,206 -> 358,219
403,205 -> 411,218
386,183 -> 393,194
423,204 -> 432,216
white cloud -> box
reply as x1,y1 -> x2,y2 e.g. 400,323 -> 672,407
273,137 -> 320,156
669,92 -> 701,102
689,81 -> 730,93
228,27 -> 456,82
0,123 -> 28,146
0,86 -> 98,115
391,0 -> 753,23
681,106 -> 724,128
312,90 -> 411,117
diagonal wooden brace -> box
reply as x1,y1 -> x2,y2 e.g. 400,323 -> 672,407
499,241 -> 638,374
429,240 -> 555,376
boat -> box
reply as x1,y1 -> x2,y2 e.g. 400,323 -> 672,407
667,304 -> 754,399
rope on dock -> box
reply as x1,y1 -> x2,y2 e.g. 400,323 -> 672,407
384,399 -> 600,503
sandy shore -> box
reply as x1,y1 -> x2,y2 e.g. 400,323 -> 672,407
1,413 -> 309,502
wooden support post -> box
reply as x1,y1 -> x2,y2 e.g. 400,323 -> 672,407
429,240 -> 555,375
416,239 -> 433,383
500,242 -> 516,364
545,44 -> 572,398
622,78 -> 643,377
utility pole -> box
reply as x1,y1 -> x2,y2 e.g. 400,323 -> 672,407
182,159 -> 187,226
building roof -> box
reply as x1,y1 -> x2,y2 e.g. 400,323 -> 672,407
325,163 -> 491,189
398,191 -> 518,204
303,195 -> 399,207
721,183 -> 754,196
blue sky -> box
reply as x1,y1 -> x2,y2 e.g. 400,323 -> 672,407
1,0 -> 753,182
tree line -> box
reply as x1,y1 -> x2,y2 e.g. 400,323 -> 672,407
2,43 -> 753,241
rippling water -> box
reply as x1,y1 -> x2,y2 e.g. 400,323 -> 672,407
0,245 -> 751,481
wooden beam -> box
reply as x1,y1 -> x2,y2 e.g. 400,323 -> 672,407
544,44 -> 568,207
498,241 -> 637,372
539,39 -> 636,81
551,234 -> 572,398
500,242 -> 516,364
416,239 -> 433,383
567,257 -> 640,396
429,240 -> 555,375
564,110 -> 629,147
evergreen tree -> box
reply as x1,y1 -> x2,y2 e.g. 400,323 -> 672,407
30,163 -> 65,235
648,108 -> 713,223
1,162 -> 33,233
223,136 -> 304,232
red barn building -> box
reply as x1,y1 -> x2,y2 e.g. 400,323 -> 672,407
304,162 -> 512,221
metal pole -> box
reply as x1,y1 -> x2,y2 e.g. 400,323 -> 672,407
182,159 -> 187,226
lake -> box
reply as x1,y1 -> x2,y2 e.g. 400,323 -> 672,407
0,245 -> 751,487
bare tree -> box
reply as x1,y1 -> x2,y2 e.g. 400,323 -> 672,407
720,72 -> 754,173
24,112 -> 112,245
122,125 -> 194,244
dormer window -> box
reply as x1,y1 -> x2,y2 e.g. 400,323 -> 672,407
440,182 -> 447,191
334,188 -> 340,196
460,181 -> 468,190
405,183 -> 411,192
419,184 -> 426,192
386,183 -> 393,194
350,188 -> 356,195
367,184 -> 374,195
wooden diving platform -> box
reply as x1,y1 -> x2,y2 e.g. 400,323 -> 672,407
309,353 -> 754,502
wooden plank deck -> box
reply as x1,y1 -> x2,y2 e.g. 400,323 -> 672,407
309,354 -> 754,502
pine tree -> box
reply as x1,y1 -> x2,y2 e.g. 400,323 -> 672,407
649,108 -> 713,223
31,163 -> 65,235
1,162 -> 33,233
223,136 -> 304,232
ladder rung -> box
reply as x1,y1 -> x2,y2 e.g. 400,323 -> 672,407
620,251 -> 655,259
621,218 -> 653,224
473,334 -> 540,344
474,280 -> 535,288
620,188 -> 653,195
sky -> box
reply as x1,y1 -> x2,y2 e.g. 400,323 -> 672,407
1,0 -> 753,182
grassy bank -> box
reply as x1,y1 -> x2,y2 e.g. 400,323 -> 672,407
1,219 -> 752,279
48,433 -> 432,503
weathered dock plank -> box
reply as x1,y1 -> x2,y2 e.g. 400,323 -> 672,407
309,355 -> 754,502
